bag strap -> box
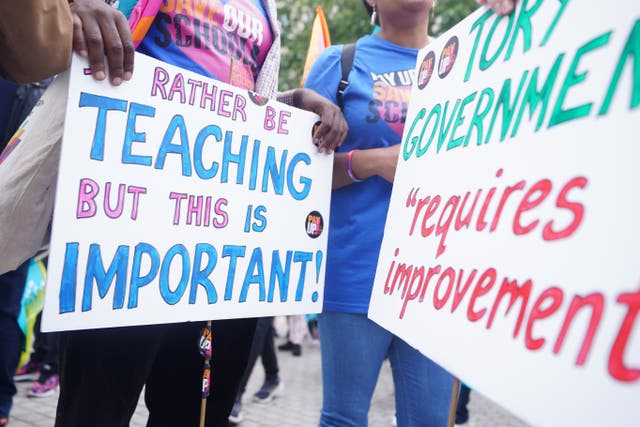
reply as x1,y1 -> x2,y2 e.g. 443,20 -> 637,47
337,43 -> 356,111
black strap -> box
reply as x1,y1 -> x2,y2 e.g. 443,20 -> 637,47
337,43 -> 355,111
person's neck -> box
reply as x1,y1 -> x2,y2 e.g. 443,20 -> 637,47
376,22 -> 431,49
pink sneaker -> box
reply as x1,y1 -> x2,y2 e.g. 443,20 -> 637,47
14,362 -> 42,382
27,374 -> 59,398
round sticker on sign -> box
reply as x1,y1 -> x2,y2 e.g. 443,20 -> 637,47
305,211 -> 324,238
438,36 -> 459,79
417,50 -> 436,90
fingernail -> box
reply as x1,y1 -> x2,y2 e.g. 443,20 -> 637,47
123,72 -> 132,81
79,50 -> 88,57
112,77 -> 122,86
94,71 -> 105,81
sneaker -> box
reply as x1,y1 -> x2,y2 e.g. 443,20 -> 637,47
253,378 -> 283,403
277,340 -> 295,351
291,344 -> 302,356
27,374 -> 59,398
14,361 -> 42,382
228,399 -> 243,424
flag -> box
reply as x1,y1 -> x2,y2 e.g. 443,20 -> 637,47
300,5 -> 331,86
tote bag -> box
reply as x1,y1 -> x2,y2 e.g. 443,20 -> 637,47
0,74 -> 67,274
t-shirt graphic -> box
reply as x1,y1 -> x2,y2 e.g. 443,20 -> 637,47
138,0 -> 274,90
369,70 -> 414,137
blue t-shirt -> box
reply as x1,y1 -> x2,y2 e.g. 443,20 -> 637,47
304,35 -> 419,314
137,0 -> 273,89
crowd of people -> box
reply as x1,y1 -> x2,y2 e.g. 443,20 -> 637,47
0,0 -> 516,426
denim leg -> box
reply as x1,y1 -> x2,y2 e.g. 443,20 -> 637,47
389,336 -> 454,427
261,321 -> 279,380
318,311 -> 392,427
0,261 -> 29,418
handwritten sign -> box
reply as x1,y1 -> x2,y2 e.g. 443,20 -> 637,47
42,53 -> 332,332
369,1 -> 640,426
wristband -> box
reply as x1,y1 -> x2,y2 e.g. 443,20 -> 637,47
345,149 -> 363,183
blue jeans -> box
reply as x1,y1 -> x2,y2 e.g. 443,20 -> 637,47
318,312 -> 453,427
0,261 -> 29,418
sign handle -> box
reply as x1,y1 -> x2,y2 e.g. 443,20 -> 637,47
199,320 -> 213,427
447,377 -> 461,427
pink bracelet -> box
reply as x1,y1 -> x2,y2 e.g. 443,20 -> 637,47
345,149 -> 363,183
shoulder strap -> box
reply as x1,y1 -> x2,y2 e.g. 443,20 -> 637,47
337,43 -> 356,111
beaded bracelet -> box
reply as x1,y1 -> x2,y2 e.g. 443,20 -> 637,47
345,149 -> 363,183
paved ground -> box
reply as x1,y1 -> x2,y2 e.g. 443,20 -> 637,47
8,318 -> 531,427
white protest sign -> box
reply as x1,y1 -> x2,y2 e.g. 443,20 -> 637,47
369,1 -> 640,426
43,53 -> 331,332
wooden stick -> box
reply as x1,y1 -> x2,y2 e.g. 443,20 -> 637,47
447,377 -> 461,427
199,320 -> 212,427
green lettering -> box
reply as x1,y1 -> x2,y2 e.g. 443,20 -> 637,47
480,13 -> 516,71
599,19 -> 640,115
464,88 -> 495,147
447,91 -> 477,151
465,9 -> 494,82
511,54 -> 565,137
549,32 -> 612,128
485,71 -> 530,143
540,0 -> 570,47
403,108 -> 426,160
505,0 -> 543,61
436,100 -> 461,153
417,105 -> 441,158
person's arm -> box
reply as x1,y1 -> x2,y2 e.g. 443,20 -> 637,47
277,88 -> 348,154
332,144 -> 400,190
475,0 -> 517,14
70,0 -> 135,85
0,0 -> 73,83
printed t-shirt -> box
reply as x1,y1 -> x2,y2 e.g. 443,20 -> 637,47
138,0 -> 274,90
304,35 -> 419,314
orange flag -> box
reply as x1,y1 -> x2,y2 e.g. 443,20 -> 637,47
300,5 -> 331,86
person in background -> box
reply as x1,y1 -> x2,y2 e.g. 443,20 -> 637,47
303,0 -> 516,426
54,1 -> 347,427
14,311 -> 60,398
0,74 -> 60,427
229,317 -> 282,424
278,314 -> 308,356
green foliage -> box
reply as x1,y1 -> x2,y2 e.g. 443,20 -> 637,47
275,0 -> 479,91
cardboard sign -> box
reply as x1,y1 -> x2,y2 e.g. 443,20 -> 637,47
43,53 -> 332,331
369,1 -> 640,426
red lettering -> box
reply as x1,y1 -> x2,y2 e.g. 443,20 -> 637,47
525,286 -> 564,350
543,176 -> 587,241
608,288 -> 640,382
487,277 -> 532,337
513,178 -> 552,235
468,268 -> 497,322
553,292 -> 604,366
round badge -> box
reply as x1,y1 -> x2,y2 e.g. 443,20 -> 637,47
247,91 -> 269,106
417,51 -> 436,90
438,36 -> 459,79
305,211 -> 324,238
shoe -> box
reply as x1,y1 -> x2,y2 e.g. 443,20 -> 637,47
292,344 -> 302,356
14,361 -> 42,382
228,399 -> 243,424
27,374 -> 59,398
253,378 -> 283,403
0,416 -> 8,427
277,340 -> 295,351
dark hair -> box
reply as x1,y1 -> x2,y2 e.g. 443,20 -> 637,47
361,0 -> 379,26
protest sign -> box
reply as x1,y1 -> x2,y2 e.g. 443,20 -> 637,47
368,1 -> 640,426
42,53 -> 332,332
